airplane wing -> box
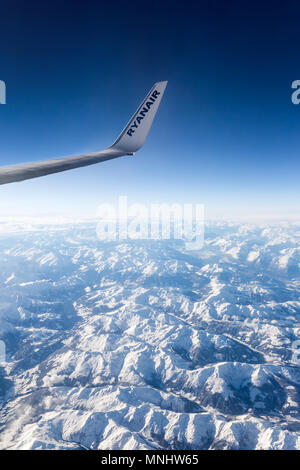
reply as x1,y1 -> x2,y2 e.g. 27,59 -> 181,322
0,81 -> 167,185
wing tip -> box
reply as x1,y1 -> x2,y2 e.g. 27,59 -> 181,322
154,80 -> 168,87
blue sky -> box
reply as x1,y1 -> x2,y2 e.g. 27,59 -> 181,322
0,0 -> 299,220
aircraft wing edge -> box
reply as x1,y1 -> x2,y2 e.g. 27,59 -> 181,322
0,148 -> 126,185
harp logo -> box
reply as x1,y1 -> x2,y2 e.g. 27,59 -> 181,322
127,90 -> 160,136
0,80 -> 6,104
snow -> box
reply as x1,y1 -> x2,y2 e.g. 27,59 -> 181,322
0,220 -> 299,449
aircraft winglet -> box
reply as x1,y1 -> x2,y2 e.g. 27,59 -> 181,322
111,81 -> 168,154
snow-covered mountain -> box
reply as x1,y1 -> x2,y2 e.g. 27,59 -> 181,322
0,220 -> 299,449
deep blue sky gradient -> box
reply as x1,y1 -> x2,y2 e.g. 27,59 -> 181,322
0,0 -> 300,219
